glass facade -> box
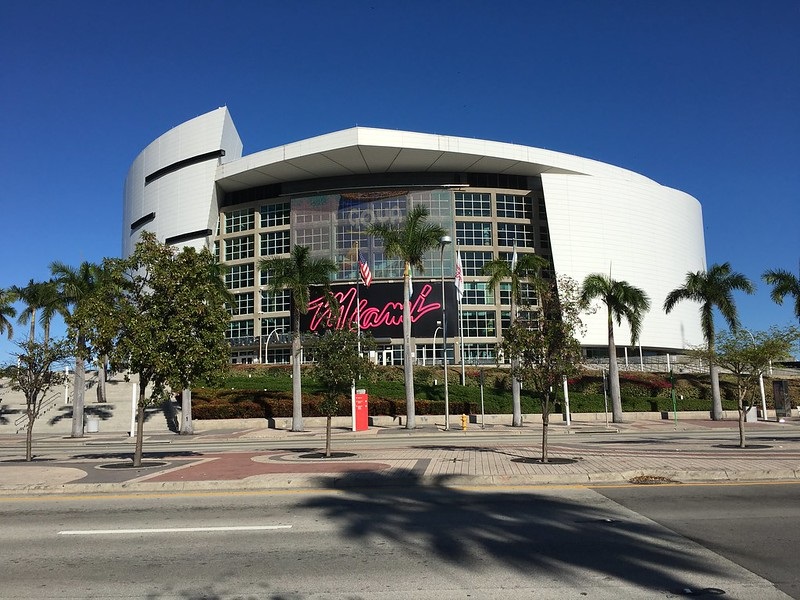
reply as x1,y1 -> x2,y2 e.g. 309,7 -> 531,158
217,180 -> 547,364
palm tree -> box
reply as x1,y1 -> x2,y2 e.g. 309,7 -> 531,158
261,245 -> 338,432
51,261 -> 103,438
580,274 -> 651,423
10,279 -> 62,346
0,288 -> 16,339
762,267 -> 800,322
482,252 -> 549,426
663,262 -> 754,420
367,205 -> 447,429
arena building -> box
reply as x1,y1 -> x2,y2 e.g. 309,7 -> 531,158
123,107 -> 706,366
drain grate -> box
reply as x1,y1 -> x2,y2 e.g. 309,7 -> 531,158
629,474 -> 678,485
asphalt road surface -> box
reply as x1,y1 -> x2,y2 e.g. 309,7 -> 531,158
1,482 -> 797,599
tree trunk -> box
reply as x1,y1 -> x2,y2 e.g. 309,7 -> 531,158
737,393 -> 746,449
325,416 -> 332,457
180,389 -> 193,435
133,385 -> 146,467
70,342 -> 86,438
291,314 -> 303,432
607,319 -> 623,423
403,264 -> 416,429
25,408 -> 34,462
541,393 -> 550,463
96,357 -> 107,403
710,363 -> 723,421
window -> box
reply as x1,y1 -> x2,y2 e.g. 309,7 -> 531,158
462,343 -> 496,365
229,292 -> 254,316
463,282 -> 494,305
538,198 -> 547,219
462,310 -> 496,337
225,208 -> 255,233
261,202 -> 290,228
261,289 -> 291,313
462,251 -> 493,276
497,223 -> 534,247
294,226 -> 330,251
261,316 -> 290,336
454,192 -> 490,217
496,194 -> 532,219
261,230 -> 290,256
225,235 -> 254,261
539,225 -> 550,245
227,319 -> 254,340
499,282 -> 539,307
456,222 -> 492,246
225,263 -> 254,289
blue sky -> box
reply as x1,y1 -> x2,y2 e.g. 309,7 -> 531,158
1,0 -> 798,362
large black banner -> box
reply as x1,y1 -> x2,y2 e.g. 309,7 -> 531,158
300,281 -> 458,338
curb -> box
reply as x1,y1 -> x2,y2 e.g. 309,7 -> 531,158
2,468 -> 799,497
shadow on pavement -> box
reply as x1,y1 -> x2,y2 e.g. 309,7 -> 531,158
298,470 -> 732,594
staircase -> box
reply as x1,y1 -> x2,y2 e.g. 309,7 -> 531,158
0,371 -> 179,436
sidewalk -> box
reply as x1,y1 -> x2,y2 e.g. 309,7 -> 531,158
1,417 -> 799,495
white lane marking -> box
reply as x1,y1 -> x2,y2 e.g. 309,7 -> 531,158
58,525 -> 292,536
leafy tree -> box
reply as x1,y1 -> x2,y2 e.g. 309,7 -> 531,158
311,329 -> 376,457
663,263 -> 754,420
580,274 -> 651,423
482,252 -> 549,427
51,260 -> 104,437
81,233 -> 231,466
8,338 -> 71,461
689,326 -> 799,448
762,268 -> 800,322
502,276 -> 584,462
261,245 -> 338,432
0,288 -> 16,339
366,205 -> 447,429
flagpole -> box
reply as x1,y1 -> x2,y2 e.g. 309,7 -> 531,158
456,247 -> 466,384
355,241 -> 361,354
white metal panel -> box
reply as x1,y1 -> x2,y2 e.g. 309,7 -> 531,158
542,173 -> 706,350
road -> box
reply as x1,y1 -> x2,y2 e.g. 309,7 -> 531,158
1,483 -> 797,599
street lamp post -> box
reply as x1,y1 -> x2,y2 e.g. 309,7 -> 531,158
263,327 -> 286,365
432,323 -> 442,366
440,235 -> 452,430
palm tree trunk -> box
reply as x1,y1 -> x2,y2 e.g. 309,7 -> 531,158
510,296 -> 522,426
70,343 -> 86,437
709,362 -> 723,420
403,264 -> 416,429
608,318 -> 623,423
180,389 -> 193,435
291,313 -> 303,432
511,375 -> 522,426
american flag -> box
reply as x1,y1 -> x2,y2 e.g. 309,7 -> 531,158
454,250 -> 464,303
358,250 -> 372,287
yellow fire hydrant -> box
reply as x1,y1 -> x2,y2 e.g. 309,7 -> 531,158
461,414 -> 468,431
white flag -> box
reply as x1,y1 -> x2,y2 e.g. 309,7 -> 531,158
454,250 -> 464,303
511,244 -> 518,271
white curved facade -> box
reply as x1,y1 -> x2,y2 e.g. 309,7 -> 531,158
124,108 -> 706,362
